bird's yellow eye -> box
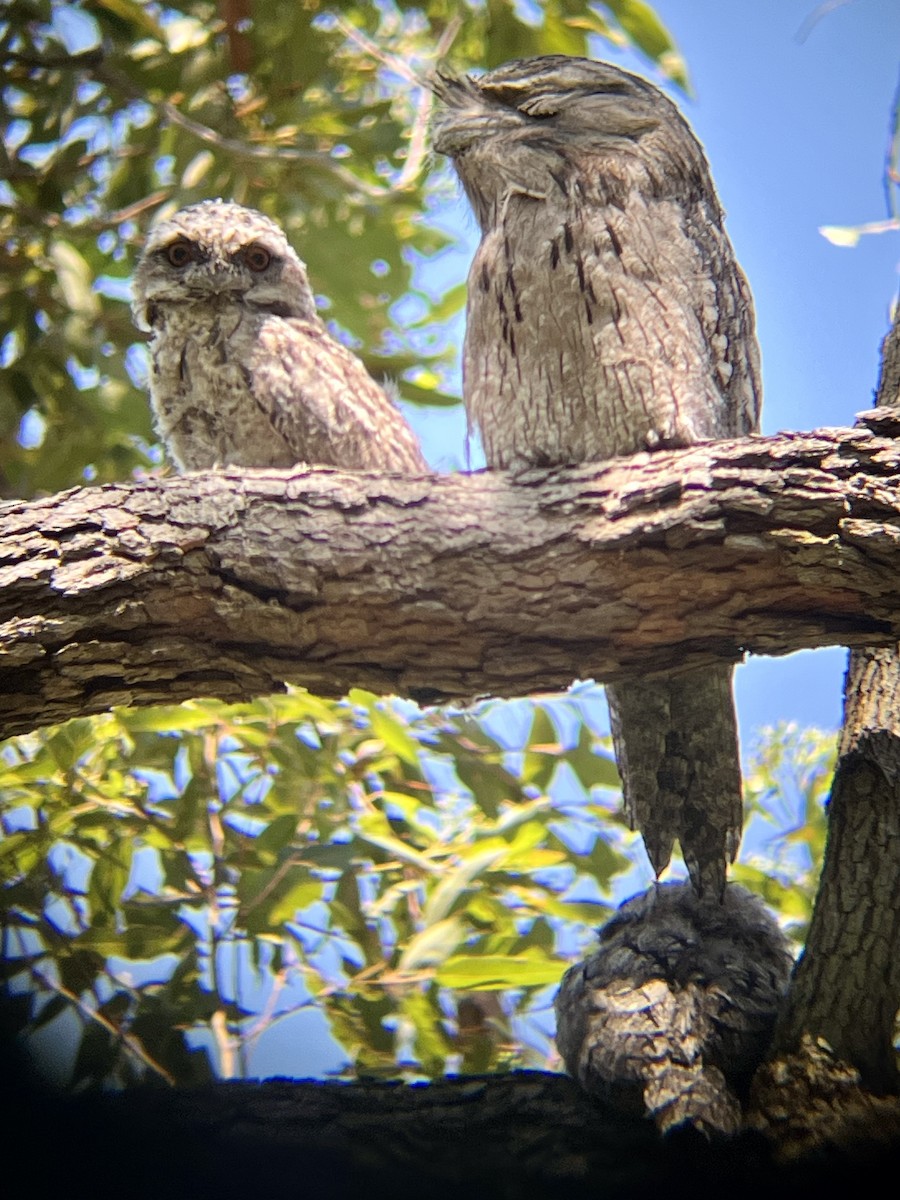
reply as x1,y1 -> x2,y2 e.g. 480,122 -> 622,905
243,244 -> 272,272
165,240 -> 194,268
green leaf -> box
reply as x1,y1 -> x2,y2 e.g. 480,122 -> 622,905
95,0 -> 166,39
263,876 -> 323,927
238,864 -> 322,931
355,812 -> 438,871
396,916 -> 469,972
252,813 -> 300,863
436,953 -> 564,990
421,845 -> 508,925
565,724 -> 621,790
49,241 -> 101,319
368,708 -> 422,767
403,987 -> 453,1074
604,0 -> 691,90
485,797 -> 552,838
89,849 -> 133,919
451,739 -> 522,820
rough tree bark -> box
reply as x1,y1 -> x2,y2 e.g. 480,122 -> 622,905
4,412 -> 900,740
4,1064 -> 889,1200
749,314 -> 900,1155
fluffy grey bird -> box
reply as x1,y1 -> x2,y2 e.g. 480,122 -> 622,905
132,200 -> 427,473
433,56 -> 762,897
554,882 -> 793,1136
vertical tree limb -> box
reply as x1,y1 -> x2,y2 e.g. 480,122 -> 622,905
751,308 -> 900,1153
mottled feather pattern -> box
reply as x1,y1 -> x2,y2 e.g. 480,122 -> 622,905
554,883 -> 793,1136
434,55 -> 761,897
132,200 -> 427,474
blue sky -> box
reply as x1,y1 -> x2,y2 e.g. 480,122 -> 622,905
412,0 -> 900,743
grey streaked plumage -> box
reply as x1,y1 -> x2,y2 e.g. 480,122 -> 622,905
433,56 -> 761,896
132,200 -> 427,473
554,882 -> 793,1136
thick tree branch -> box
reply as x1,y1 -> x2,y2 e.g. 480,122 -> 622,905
4,412 -> 900,740
7,1065 -> 898,1200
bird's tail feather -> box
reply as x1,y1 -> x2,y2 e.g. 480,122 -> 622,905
607,664 -> 742,897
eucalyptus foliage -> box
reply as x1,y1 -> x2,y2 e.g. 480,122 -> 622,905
0,691 -> 833,1089
0,2 -> 834,1092
2,689 -> 630,1086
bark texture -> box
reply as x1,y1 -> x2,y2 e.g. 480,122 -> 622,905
7,1064 -> 899,1200
4,413 -> 900,740
750,317 -> 900,1151
768,651 -> 900,1090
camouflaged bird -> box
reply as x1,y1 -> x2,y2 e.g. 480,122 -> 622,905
554,882 -> 792,1136
433,56 -> 762,897
131,200 -> 427,474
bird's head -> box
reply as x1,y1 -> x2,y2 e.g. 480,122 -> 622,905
131,200 -> 317,331
433,56 -> 665,149
432,56 -> 710,227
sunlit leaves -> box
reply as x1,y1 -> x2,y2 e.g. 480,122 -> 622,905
736,721 -> 836,943
0,694 -> 834,1089
601,1 -> 690,90
0,691 -> 628,1086
436,952 -> 564,989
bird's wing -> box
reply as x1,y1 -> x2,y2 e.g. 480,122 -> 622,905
250,318 -> 427,472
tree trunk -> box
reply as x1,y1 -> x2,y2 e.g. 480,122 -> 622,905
749,315 -> 900,1152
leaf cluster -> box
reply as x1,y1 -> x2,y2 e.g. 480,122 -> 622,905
1,688 -> 634,1087
735,721 -> 834,942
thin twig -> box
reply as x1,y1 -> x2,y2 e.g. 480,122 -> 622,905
795,0 -> 857,44
333,15 -> 463,191
333,17 -> 428,88
211,1008 -> 238,1079
241,968 -> 289,1048
237,849 -> 300,918
32,968 -> 176,1085
884,67 -> 900,220
89,61 -> 394,201
158,99 -> 393,198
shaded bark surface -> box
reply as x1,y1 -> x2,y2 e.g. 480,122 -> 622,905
772,649 -> 900,1093
5,412 -> 900,739
5,1059 -> 899,1200
750,314 -> 900,1144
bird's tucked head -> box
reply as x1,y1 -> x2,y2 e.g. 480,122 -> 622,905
433,56 -> 664,148
432,55 -> 712,227
132,200 -> 317,331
